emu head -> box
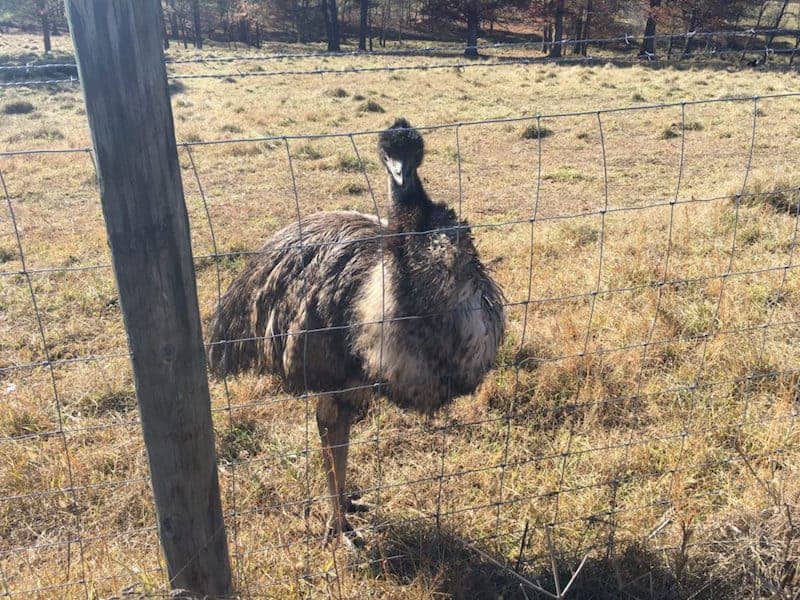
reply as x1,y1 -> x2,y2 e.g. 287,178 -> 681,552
378,117 -> 424,190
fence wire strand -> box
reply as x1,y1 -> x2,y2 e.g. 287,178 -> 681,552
2,27 -> 800,89
1,81 -> 799,597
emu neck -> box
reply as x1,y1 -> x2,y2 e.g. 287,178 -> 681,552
388,172 -> 431,233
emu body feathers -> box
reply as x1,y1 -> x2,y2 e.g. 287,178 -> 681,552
207,208 -> 503,414
207,118 -> 504,545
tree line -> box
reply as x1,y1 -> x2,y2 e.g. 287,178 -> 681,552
1,0 -> 796,59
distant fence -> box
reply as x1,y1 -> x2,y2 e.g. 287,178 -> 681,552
2,24 -> 800,89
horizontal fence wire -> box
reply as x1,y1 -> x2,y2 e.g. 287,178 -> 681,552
1,79 -> 799,598
1,27 -> 799,88
0,26 -> 794,70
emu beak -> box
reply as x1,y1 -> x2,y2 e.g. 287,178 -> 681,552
386,157 -> 405,187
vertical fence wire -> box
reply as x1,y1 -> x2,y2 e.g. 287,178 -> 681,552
551,112 -> 610,535
2,90 -> 800,597
349,133 -> 387,540
667,98 -> 760,506
282,137 -> 314,579
604,102 -> 687,558
0,164 -> 90,600
494,115 -> 545,552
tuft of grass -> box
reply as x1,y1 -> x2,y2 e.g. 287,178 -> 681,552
543,166 -> 587,183
220,123 -> 243,134
359,99 -> 385,113
230,143 -> 261,157
218,420 -> 264,462
295,144 -> 324,160
183,131 -> 202,143
661,120 -> 704,139
733,178 -> 800,215
337,154 -> 368,172
328,87 -> 349,98
3,100 -> 35,115
562,221 -> 599,247
0,247 -> 16,263
342,182 -> 367,195
168,80 -> 186,95
521,124 -> 554,140
74,389 -> 136,417
661,126 -> 681,139
31,127 -> 64,140
195,241 -> 250,272
2,411 -> 46,437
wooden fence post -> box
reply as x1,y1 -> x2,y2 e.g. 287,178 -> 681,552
64,1 -> 232,596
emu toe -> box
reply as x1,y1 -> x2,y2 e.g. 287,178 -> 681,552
323,516 -> 365,551
345,492 -> 373,514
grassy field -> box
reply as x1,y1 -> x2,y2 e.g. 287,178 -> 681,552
1,32 -> 800,599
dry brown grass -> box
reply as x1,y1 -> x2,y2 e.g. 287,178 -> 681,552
1,33 -> 800,599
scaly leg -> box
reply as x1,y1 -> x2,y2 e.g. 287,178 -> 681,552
316,395 -> 364,549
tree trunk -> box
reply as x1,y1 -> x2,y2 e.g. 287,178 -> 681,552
573,0 -> 592,56
168,0 -> 179,39
639,0 -> 660,58
359,0 -> 369,50
38,0 -> 52,53
322,0 -> 341,51
541,22 -> 551,53
681,12 -> 697,59
549,0 -> 565,58
380,0 -> 388,47
464,2 -> 480,58
368,2 -> 374,50
191,0 -> 202,49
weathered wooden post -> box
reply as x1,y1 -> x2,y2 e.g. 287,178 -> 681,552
64,1 -> 232,596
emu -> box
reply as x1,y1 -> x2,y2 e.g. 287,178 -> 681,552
208,118 -> 505,547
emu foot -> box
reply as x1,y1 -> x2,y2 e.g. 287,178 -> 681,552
345,491 -> 373,514
322,516 -> 365,552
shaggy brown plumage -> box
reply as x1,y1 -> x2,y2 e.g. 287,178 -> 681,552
208,118 -> 505,546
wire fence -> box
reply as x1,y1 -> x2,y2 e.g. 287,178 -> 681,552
1,42 -> 800,598
1,26 -> 800,89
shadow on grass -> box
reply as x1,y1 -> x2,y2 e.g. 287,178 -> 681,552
365,523 -> 737,600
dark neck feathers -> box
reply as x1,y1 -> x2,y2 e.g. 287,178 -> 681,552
388,172 -> 432,233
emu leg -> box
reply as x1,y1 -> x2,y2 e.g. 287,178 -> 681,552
316,396 -> 363,548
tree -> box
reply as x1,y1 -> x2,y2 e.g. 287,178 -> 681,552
464,0 -> 480,57
0,0 -> 64,53
322,0 -> 341,51
549,0 -> 565,57
422,0 -> 525,57
359,0 -> 369,50
639,0 -> 660,57
572,0 -> 592,56
191,0 -> 203,48
36,0 -> 51,53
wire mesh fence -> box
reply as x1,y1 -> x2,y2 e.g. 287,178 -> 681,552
2,25 -> 800,89
1,35 -> 800,598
